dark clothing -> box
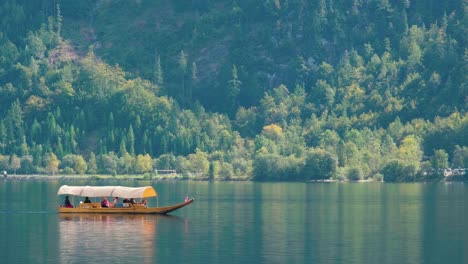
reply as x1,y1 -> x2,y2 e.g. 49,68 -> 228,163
84,197 -> 91,203
64,197 -> 73,208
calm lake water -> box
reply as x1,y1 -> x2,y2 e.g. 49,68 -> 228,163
0,179 -> 466,264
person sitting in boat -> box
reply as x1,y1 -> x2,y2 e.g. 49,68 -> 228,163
140,199 -> 147,207
129,198 -> 136,204
101,197 -> 110,208
113,197 -> 122,207
122,198 -> 130,207
64,196 -> 73,208
84,197 -> 91,203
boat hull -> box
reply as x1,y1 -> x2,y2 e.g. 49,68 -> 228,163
58,198 -> 194,214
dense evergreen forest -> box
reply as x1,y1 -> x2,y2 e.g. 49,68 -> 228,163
0,0 -> 466,181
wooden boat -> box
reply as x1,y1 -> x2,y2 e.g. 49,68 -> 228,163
57,185 -> 194,214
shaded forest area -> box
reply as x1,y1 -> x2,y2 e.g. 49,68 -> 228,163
0,0 -> 466,181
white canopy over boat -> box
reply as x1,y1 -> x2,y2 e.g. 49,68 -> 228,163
57,185 -> 158,198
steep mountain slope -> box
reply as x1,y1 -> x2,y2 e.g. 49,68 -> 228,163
0,0 -> 466,180
60,0 -> 465,117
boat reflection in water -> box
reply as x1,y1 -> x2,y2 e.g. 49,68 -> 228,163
58,214 -> 181,264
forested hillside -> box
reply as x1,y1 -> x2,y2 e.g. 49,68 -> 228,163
0,0 -> 466,181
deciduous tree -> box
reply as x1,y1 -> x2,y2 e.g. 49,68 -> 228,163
45,152 -> 59,175
10,154 -> 21,175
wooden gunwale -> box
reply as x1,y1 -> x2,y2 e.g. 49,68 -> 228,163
58,198 -> 194,214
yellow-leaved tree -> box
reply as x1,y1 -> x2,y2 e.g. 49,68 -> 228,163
135,154 -> 152,174
45,153 -> 60,176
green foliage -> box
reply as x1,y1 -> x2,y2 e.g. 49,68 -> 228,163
9,154 -> 21,174
381,160 -> 417,182
227,64 -> 241,115
218,162 -> 234,180
182,149 -> 210,178
0,2 -> 465,181
19,155 -> 35,174
156,154 -> 177,170
452,146 -> 468,168
87,152 -> 97,174
44,152 -> 59,175
303,149 -> 337,180
135,154 -> 152,174
99,153 -> 118,175
253,153 -> 303,181
347,166 -> 364,181
74,155 -> 87,174
431,149 -> 449,170
119,152 -> 134,174
374,173 -> 384,182
0,155 -> 10,170
235,107 -> 259,138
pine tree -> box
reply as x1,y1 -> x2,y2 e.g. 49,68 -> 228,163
5,100 -> 24,153
189,61 -> 197,102
154,52 -> 164,89
32,144 -> 43,166
69,125 -> 77,153
0,121 -> 6,153
88,152 -> 97,174
178,50 -> 188,101
135,115 -> 141,131
56,2 -> 62,43
227,64 -> 242,115
119,138 -> 127,156
109,129 -> 115,150
46,112 -> 57,141
19,136 -> 29,156
30,118 -> 41,143
142,130 -> 149,154
109,112 -> 115,128
56,137 -> 64,158
128,125 -> 135,155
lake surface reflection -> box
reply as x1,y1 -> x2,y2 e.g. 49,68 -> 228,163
58,214 -> 169,264
0,180 -> 466,264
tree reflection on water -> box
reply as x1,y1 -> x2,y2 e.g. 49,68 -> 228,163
58,214 -> 182,264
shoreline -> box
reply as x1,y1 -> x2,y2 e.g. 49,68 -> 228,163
1,174 -> 189,181
2,174 -> 466,183
0,174 -> 249,181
